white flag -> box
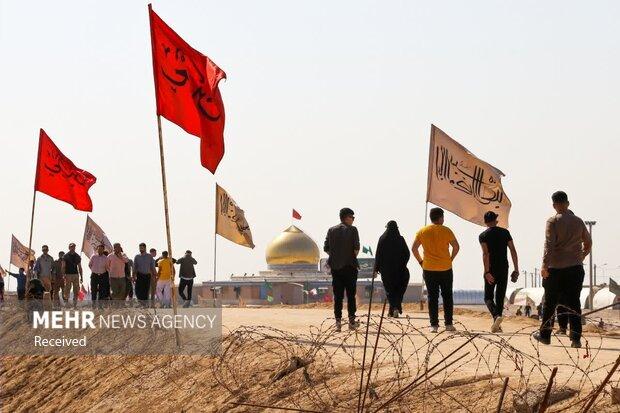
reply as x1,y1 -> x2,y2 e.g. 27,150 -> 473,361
10,235 -> 35,270
216,184 -> 255,248
426,125 -> 511,227
81,215 -> 113,258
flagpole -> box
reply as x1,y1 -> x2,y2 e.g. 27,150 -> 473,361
6,263 -> 11,292
424,125 -> 435,227
214,183 -> 217,283
155,114 -> 181,347
26,190 -> 37,284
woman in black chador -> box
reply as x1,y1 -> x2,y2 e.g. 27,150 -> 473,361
374,220 -> 410,317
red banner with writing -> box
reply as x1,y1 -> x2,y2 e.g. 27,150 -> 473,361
35,129 -> 96,212
149,5 -> 226,174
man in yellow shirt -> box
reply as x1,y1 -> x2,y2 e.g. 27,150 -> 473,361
412,208 -> 460,333
157,251 -> 175,308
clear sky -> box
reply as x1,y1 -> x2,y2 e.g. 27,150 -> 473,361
1,1 -> 619,289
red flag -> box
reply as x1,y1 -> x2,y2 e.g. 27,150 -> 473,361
149,5 -> 226,174
292,209 -> 302,220
35,129 -> 96,212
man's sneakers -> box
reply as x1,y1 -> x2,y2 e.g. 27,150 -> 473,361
429,325 -> 439,333
557,327 -> 567,335
391,308 -> 400,318
491,316 -> 504,333
349,319 -> 360,330
532,331 -> 551,345
183,300 -> 191,308
444,325 -> 456,332
571,339 -> 582,348
335,319 -> 342,332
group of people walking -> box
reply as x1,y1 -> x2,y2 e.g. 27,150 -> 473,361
6,242 -> 198,309
324,191 -> 592,348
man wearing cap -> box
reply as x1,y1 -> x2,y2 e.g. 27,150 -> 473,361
63,243 -> 83,308
176,250 -> 197,308
412,207 -> 460,333
479,211 -> 519,333
324,207 -> 360,331
534,191 -> 591,348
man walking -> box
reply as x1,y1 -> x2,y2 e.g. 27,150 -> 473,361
176,250 -> 197,308
52,251 -> 66,307
89,245 -> 109,308
324,207 -> 360,331
134,243 -> 157,306
534,191 -> 591,348
156,251 -> 174,308
63,243 -> 83,308
106,243 -> 129,305
34,245 -> 55,293
479,211 -> 519,333
412,207 -> 460,333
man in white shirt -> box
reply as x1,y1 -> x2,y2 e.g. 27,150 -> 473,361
89,245 -> 109,308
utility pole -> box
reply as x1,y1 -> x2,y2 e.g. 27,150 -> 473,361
594,264 -> 597,286
523,270 -> 527,288
585,221 -> 596,310
534,268 -> 538,288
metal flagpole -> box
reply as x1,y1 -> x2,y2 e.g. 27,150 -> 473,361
156,115 -> 181,347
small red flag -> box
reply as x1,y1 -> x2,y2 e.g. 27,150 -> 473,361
35,129 -> 96,212
292,209 -> 302,220
149,5 -> 226,174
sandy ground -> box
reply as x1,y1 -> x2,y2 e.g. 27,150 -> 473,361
1,304 -> 619,412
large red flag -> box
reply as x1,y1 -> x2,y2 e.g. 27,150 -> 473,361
35,129 -> 96,212
148,4 -> 226,174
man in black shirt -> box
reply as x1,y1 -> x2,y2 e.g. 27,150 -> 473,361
176,250 -> 197,308
63,243 -> 83,308
324,207 -> 360,331
479,211 -> 519,333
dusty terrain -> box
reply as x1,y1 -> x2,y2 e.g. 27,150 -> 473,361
1,304 -> 619,412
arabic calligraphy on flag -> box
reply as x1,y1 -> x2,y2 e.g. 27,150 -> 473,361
81,216 -> 113,258
149,5 -> 226,174
10,235 -> 35,270
215,184 -> 255,249
426,125 -> 512,227
35,129 -> 97,212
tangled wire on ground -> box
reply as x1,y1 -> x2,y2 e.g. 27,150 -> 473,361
211,309 -> 620,412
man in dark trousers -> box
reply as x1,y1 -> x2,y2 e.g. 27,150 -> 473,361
176,250 -> 197,308
324,208 -> 360,332
9,268 -> 27,300
479,211 -> 519,333
412,207 -> 460,333
534,191 -> 591,348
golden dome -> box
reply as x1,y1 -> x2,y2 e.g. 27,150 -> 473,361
266,225 -> 320,266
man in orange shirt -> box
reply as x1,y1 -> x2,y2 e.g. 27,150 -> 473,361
412,208 -> 460,333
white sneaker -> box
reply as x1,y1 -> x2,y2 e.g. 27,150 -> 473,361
429,325 -> 438,333
491,316 -> 503,333
444,325 -> 456,332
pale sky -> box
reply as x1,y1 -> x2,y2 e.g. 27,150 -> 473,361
1,1 -> 619,290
